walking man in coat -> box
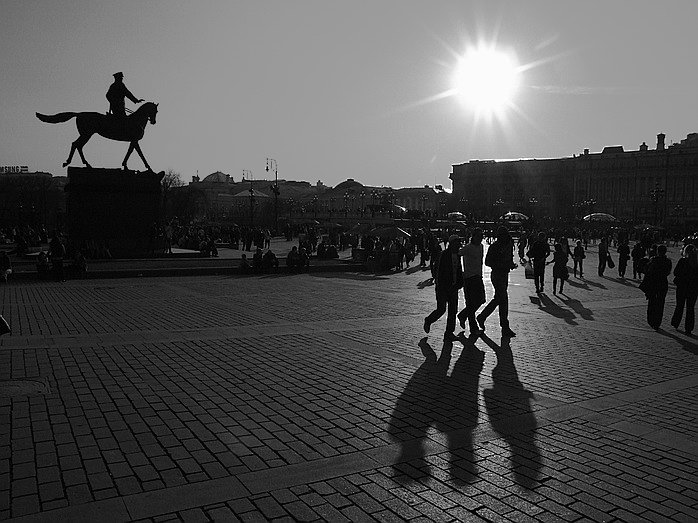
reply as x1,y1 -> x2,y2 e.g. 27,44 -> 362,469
477,226 -> 517,337
457,228 -> 486,337
424,235 -> 464,342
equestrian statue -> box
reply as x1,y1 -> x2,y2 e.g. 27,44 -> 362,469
36,72 -> 158,171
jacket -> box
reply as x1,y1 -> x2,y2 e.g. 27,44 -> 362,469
435,247 -> 464,294
486,239 -> 515,273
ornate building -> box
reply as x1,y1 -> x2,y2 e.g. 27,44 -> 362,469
451,132 -> 698,226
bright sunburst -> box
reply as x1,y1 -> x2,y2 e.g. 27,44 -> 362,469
452,46 -> 521,118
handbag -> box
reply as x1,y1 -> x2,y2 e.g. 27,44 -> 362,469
607,253 -> 615,269
524,260 -> 534,279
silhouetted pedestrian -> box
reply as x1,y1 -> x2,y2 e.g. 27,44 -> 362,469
617,240 -> 630,278
551,243 -> 569,295
528,232 -> 550,293
457,228 -> 486,336
640,244 -> 672,331
477,227 -> 517,337
670,244 -> 698,335
424,235 -> 463,341
598,237 -> 609,276
573,240 -> 585,278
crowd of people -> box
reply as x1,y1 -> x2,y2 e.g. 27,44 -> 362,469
423,225 -> 698,341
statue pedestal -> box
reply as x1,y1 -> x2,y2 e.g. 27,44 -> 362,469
66,167 -> 164,258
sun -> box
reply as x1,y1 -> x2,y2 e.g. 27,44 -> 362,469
452,46 -> 521,117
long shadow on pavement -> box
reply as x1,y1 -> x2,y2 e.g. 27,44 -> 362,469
561,296 -> 595,321
530,293 -> 578,326
657,327 -> 698,356
480,334 -> 543,489
388,337 -> 483,484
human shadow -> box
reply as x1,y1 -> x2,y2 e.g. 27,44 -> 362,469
561,297 -> 594,321
405,264 -> 426,275
565,278 -> 589,289
529,294 -> 578,325
417,278 -> 435,289
657,328 -> 698,356
583,279 -> 607,289
311,272 -> 389,281
613,277 -> 638,287
388,337 -> 483,484
480,335 -> 542,489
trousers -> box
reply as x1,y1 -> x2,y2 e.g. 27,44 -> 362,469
426,288 -> 459,334
479,270 -> 510,328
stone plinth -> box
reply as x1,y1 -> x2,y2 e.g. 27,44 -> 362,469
66,167 -> 164,258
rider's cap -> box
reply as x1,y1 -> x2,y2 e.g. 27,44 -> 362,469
113,72 -> 124,78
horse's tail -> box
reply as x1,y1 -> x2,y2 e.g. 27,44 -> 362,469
35,112 -> 77,124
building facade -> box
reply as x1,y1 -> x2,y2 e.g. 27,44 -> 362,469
451,132 -> 698,226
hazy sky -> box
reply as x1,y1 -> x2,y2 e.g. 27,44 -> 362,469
2,1 -> 698,188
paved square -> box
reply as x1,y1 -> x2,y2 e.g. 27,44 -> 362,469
1,252 -> 697,522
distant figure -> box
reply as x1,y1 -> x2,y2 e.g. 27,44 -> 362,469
106,72 -> 143,118
551,243 -> 569,295
49,234 -> 66,282
478,227 -> 517,338
640,244 -> 672,331
262,249 -> 279,272
36,250 -> 50,280
424,235 -> 463,342
631,241 -> 647,280
528,232 -> 550,293
239,253 -> 251,273
0,251 -> 11,283
598,237 -> 609,277
617,240 -> 630,279
573,240 -> 585,278
670,244 -> 698,335
286,246 -> 300,268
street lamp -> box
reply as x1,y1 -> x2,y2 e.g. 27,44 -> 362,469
343,192 -> 349,217
494,198 -> 505,220
387,189 -> 395,217
248,185 -> 256,226
288,197 -> 294,219
359,190 -> 366,216
266,158 -> 279,234
312,195 -> 318,218
371,189 -> 379,217
528,197 -> 538,219
649,183 -> 665,225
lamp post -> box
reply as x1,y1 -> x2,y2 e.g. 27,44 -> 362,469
371,189 -> 379,217
288,197 -> 294,219
312,195 -> 318,218
266,158 -> 279,235
248,185 -> 256,226
528,197 -> 538,220
359,190 -> 366,216
343,192 -> 349,217
673,204 -> 685,237
329,197 -> 335,218
650,183 -> 665,226
387,189 -> 395,217
494,198 -> 505,221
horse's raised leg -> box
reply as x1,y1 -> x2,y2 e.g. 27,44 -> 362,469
122,142 -> 136,170
66,134 -> 92,168
133,142 -> 152,172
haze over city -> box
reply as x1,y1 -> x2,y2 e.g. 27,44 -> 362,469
2,0 -> 698,187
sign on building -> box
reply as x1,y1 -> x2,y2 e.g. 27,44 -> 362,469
0,166 -> 29,174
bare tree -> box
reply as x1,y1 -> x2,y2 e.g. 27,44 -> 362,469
162,169 -> 184,219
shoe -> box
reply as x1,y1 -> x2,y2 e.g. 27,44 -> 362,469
423,318 -> 430,334
476,314 -> 486,331
501,327 -> 516,337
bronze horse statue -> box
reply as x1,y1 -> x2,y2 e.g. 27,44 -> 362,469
36,102 -> 158,171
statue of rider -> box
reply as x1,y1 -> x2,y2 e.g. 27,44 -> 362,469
106,72 -> 143,119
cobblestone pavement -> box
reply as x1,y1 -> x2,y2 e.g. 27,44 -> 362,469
0,252 -> 696,522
